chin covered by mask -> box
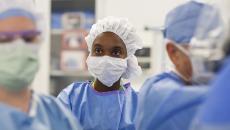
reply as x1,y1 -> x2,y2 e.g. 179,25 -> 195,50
175,44 -> 220,85
190,51 -> 225,85
86,55 -> 128,87
0,40 -> 39,91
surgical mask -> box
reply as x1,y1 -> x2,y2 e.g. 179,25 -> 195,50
175,44 -> 209,84
190,56 -> 224,85
86,55 -> 127,87
0,39 -> 39,91
190,57 -> 212,85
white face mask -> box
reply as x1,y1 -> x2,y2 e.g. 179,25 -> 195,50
86,56 -> 128,87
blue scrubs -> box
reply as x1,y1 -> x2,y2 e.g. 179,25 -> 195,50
142,71 -> 185,90
57,81 -> 138,130
191,58 -> 230,130
135,1 -> 210,129
0,92 -> 82,130
135,85 -> 207,130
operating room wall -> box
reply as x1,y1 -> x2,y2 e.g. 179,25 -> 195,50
96,0 -> 188,90
32,0 -> 51,94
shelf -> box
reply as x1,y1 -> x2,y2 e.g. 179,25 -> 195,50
52,0 -> 95,12
51,29 -> 63,35
50,0 -> 96,96
50,70 -> 92,77
51,29 -> 89,35
137,57 -> 151,62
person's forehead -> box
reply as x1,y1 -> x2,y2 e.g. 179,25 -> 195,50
95,32 -> 123,42
0,16 -> 36,32
93,32 -> 126,48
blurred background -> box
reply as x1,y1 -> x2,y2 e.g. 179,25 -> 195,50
32,0 -> 211,96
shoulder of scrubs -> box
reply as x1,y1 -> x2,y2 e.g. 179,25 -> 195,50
57,81 -> 91,110
40,96 -> 82,130
37,94 -> 82,130
57,81 -> 138,130
190,58 -> 230,130
0,93 -> 82,130
136,85 -> 207,130
141,71 -> 184,91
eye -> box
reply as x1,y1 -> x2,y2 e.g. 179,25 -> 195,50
112,49 -> 122,58
0,35 -> 14,43
22,35 -> 38,43
94,47 -> 103,55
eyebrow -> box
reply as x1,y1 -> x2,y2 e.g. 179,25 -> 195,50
93,42 -> 126,51
112,46 -> 123,50
93,43 -> 102,48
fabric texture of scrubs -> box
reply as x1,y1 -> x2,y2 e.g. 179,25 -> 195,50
57,81 -> 137,130
135,85 -> 207,130
190,58 -> 230,130
142,71 -> 185,89
0,92 -> 82,130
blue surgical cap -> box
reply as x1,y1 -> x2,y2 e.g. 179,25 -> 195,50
164,1 -> 207,44
0,9 -> 36,22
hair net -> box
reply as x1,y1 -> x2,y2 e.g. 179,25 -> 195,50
0,0 -> 42,31
85,16 -> 143,79
164,1 -> 209,44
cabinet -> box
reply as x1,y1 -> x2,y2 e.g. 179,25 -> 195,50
50,0 -> 95,96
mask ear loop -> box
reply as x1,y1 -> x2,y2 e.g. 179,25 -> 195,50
174,44 -> 194,82
174,43 -> 190,57
121,54 -> 130,77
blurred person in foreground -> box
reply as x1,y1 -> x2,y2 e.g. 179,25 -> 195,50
135,1 -> 219,130
0,0 -> 82,129
189,0 -> 230,129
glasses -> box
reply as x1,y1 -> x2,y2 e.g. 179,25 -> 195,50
0,30 -> 41,43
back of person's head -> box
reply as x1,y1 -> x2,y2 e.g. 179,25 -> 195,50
164,1 -> 210,45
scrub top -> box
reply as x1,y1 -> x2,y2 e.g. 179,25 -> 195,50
0,92 -> 82,130
57,81 -> 138,130
141,71 -> 185,90
136,82 -> 207,130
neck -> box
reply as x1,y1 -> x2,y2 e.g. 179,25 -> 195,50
93,79 -> 121,92
173,69 -> 192,85
0,88 -> 32,113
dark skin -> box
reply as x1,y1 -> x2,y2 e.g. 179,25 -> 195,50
91,32 -> 127,92
166,41 -> 193,85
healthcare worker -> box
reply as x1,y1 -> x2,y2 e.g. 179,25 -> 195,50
57,16 -> 143,130
135,1 -> 211,130
142,1 -> 210,89
187,0 -> 230,129
191,40 -> 230,130
0,0 -> 82,130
